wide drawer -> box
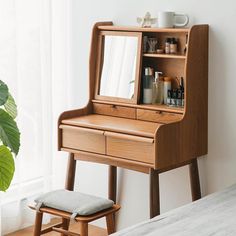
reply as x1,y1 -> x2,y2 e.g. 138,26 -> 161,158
137,109 -> 183,123
105,132 -> 154,164
60,125 -> 105,154
93,103 -> 136,119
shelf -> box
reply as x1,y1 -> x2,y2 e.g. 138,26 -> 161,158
98,25 -> 190,33
143,53 -> 186,59
92,100 -> 184,114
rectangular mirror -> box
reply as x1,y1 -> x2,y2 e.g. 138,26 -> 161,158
95,31 -> 142,103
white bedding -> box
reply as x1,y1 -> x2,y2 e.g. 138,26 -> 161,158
113,184 -> 236,236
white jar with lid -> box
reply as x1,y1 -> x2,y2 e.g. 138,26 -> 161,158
163,77 -> 172,105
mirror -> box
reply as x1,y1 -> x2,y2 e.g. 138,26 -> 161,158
97,32 -> 141,102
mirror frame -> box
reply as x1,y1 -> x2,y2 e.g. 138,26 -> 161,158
94,30 -> 142,104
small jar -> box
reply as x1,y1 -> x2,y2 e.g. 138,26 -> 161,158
163,77 -> 172,105
165,38 -> 171,54
170,38 -> 177,54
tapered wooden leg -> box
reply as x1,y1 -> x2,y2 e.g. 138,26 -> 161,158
149,168 -> 160,218
189,159 -> 201,201
108,166 -> 117,228
78,222 -> 88,236
108,166 -> 117,202
61,218 -> 70,236
65,153 -> 76,191
106,213 -> 115,235
34,211 -> 43,236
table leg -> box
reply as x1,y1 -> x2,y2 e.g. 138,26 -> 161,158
65,153 -> 76,191
189,159 -> 201,201
108,166 -> 117,202
149,168 -> 160,218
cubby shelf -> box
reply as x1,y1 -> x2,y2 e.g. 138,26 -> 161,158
143,53 -> 186,59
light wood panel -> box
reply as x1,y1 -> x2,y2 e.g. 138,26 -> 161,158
137,109 -> 183,124
93,103 -> 136,119
62,148 -> 152,173
106,133 -> 154,164
97,25 -> 189,33
60,125 -> 106,154
61,114 -> 162,138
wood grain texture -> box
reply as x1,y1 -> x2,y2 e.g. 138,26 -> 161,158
61,114 -> 161,138
106,135 -> 154,164
189,159 -> 201,201
92,100 -> 184,114
93,103 -> 136,119
65,148 -> 152,173
155,25 -> 208,170
29,205 -> 120,223
137,109 -> 183,124
149,169 -> 160,218
61,125 -> 106,154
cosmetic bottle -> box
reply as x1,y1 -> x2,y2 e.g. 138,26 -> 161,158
143,67 -> 154,104
167,90 -> 172,106
170,38 -> 177,54
152,72 -> 163,104
171,89 -> 178,106
163,77 -> 172,105
165,38 -> 171,54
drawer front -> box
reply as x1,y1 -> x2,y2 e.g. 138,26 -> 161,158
93,103 -> 136,119
105,132 -> 154,164
60,125 -> 105,154
137,109 -> 183,123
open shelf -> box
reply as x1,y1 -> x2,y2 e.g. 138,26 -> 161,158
143,53 -> 186,59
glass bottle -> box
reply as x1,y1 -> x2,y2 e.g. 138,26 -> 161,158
152,72 -> 164,104
143,67 -> 154,104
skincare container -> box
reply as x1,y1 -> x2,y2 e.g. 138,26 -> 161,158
152,72 -> 164,104
143,67 -> 154,104
163,77 -> 172,104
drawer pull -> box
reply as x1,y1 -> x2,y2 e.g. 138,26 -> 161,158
104,132 -> 154,143
59,125 -> 104,135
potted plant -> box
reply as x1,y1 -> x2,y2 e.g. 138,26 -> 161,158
0,80 -> 20,191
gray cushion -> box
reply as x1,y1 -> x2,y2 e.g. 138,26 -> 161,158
34,190 -> 114,217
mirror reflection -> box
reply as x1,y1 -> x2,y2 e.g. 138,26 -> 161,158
99,35 -> 139,99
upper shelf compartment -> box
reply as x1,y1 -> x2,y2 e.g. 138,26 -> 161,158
143,53 -> 186,59
97,25 -> 190,33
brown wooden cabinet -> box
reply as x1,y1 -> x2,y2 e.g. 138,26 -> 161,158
58,22 -> 209,219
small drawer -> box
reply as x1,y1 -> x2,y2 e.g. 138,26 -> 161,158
105,132 -> 154,164
60,125 -> 105,154
93,103 -> 136,119
137,109 -> 183,123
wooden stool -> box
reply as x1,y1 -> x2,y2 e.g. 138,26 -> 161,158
30,204 -> 120,236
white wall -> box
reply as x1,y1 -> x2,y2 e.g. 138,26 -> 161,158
66,0 -> 236,230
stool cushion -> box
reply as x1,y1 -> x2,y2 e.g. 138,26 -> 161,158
34,190 -> 114,217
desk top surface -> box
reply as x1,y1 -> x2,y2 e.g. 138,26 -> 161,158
61,114 -> 162,138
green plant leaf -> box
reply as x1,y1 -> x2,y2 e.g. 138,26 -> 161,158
0,80 -> 9,106
4,93 -> 17,119
0,109 -> 20,155
0,145 -> 15,191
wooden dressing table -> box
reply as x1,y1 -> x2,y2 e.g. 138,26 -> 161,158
58,22 -> 208,219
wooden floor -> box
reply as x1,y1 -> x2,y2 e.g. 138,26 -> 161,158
6,218 -> 107,236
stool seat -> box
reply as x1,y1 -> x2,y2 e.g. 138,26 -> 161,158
34,190 -> 114,217
30,190 -> 120,236
29,204 -> 120,222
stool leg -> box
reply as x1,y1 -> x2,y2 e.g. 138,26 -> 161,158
78,222 -> 88,236
34,211 -> 43,236
106,213 -> 115,235
149,168 -> 160,218
61,218 -> 70,236
189,159 -> 201,201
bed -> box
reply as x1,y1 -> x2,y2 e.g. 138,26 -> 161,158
113,184 -> 236,236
